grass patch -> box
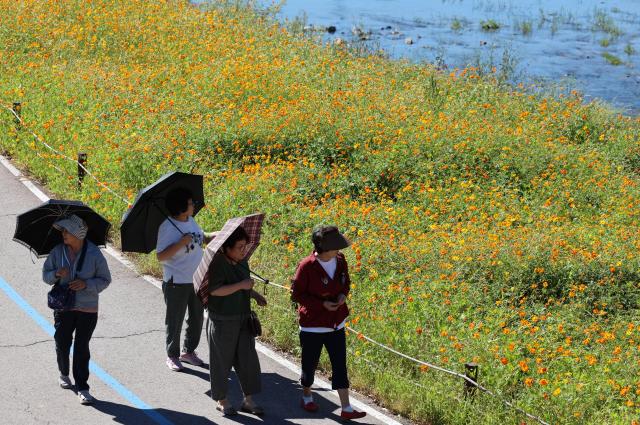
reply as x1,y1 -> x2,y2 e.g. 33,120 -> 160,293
602,52 -> 623,65
451,18 -> 463,31
592,8 -> 623,37
514,19 -> 532,35
625,43 -> 636,56
480,19 -> 500,31
1,1 -> 640,424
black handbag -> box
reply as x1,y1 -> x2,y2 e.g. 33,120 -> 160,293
47,242 -> 87,311
47,282 -> 76,310
248,311 -> 262,337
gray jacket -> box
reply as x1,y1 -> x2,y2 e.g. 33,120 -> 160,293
42,241 -> 111,310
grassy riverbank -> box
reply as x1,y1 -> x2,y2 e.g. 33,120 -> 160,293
1,0 -> 640,423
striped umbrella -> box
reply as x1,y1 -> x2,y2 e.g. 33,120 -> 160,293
193,213 -> 264,306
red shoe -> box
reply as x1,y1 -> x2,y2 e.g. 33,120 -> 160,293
300,398 -> 319,412
340,409 -> 366,420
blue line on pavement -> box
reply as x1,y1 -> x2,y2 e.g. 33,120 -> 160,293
0,275 -> 174,425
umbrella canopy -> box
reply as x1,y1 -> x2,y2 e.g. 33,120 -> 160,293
14,199 -> 111,257
193,213 -> 265,306
120,171 -> 204,253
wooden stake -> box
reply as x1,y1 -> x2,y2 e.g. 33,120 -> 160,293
464,362 -> 479,399
77,152 -> 87,189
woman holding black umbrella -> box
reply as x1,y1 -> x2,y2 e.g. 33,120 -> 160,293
119,172 -> 211,371
42,214 -> 111,405
156,187 -> 211,371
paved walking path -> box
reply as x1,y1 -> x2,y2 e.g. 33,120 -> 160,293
0,156 -> 407,425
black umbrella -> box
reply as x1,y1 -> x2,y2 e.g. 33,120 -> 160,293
120,171 -> 204,253
14,199 -> 111,257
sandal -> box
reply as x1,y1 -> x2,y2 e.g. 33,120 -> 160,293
216,404 -> 238,416
240,401 -> 264,416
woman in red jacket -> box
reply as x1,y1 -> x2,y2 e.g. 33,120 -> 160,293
291,225 -> 366,421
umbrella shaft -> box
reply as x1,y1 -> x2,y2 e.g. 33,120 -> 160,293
250,271 -> 268,283
235,261 -> 268,283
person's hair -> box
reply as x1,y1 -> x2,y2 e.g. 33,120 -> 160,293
312,225 -> 340,254
165,187 -> 193,216
222,226 -> 249,253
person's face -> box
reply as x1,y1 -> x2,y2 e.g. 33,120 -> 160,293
225,239 -> 248,262
185,199 -> 195,217
61,228 -> 82,246
318,249 -> 339,260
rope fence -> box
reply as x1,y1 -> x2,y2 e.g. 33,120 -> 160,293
4,104 -> 131,205
2,102 -> 550,425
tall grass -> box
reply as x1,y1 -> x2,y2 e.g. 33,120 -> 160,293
592,8 -> 623,38
1,0 -> 640,423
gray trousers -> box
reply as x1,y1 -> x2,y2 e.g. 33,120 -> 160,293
207,316 -> 261,400
162,281 -> 204,358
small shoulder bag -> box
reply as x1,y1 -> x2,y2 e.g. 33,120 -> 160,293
47,242 -> 88,311
247,311 -> 262,337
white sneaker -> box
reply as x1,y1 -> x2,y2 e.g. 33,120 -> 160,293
78,390 -> 94,405
58,375 -> 72,389
166,356 -> 184,371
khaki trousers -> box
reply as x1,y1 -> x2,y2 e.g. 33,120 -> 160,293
207,316 -> 261,400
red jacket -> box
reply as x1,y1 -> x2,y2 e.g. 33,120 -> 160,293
291,252 -> 351,328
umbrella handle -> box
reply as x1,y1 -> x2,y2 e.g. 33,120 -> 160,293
250,270 -> 268,283
248,271 -> 269,295
234,262 -> 269,295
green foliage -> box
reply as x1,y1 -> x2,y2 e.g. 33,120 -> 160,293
514,19 -> 532,35
1,1 -> 640,424
602,52 -> 623,65
592,8 -> 623,37
624,43 -> 635,56
481,19 -> 500,31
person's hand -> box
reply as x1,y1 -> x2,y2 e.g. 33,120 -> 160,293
179,234 -> 193,247
253,292 -> 268,307
69,279 -> 87,291
336,293 -> 347,305
55,267 -> 70,279
323,300 -> 339,311
239,279 -> 255,291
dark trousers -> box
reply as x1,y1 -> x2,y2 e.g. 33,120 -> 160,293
53,310 -> 98,391
207,317 -> 261,400
300,328 -> 349,390
162,281 -> 204,358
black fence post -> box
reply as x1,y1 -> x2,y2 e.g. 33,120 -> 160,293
77,152 -> 87,189
12,102 -> 21,128
464,362 -> 479,399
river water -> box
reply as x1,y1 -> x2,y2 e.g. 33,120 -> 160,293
260,0 -> 640,115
